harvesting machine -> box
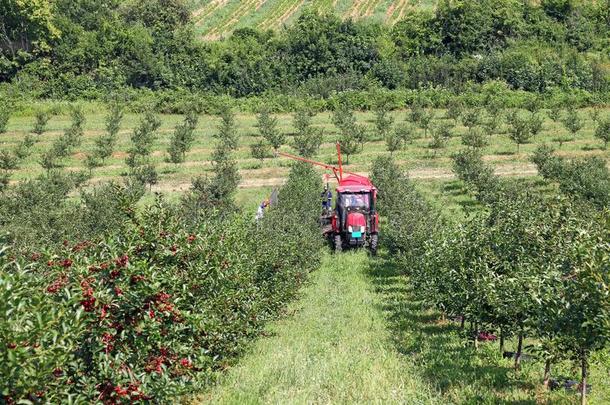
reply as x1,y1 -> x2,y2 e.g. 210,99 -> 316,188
277,143 -> 379,255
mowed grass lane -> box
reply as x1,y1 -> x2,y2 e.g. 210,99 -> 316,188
197,252 -> 438,404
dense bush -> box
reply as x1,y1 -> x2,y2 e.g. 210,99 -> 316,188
0,161 -> 323,403
452,148 -> 502,204
532,146 -> 610,209
370,155 -> 441,270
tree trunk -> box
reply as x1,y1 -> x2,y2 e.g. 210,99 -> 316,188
581,354 -> 588,405
514,332 -> 523,371
499,329 -> 505,354
543,358 -> 552,389
460,316 -> 465,329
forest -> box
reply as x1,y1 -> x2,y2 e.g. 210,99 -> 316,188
1,0 -> 609,104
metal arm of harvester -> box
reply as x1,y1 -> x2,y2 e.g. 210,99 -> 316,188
275,142 -> 365,182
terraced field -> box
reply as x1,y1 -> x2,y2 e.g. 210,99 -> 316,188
191,0 -> 438,40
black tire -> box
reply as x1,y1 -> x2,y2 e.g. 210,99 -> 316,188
334,234 -> 342,253
369,233 -> 378,256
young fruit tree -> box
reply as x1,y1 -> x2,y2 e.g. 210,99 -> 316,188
589,107 -> 601,124
185,108 -> 241,215
257,107 -> 284,152
215,104 -> 239,150
385,123 -> 414,154
462,127 -> 488,149
524,97 -> 541,114
94,102 -> 124,164
461,108 -> 481,133
332,103 -> 367,161
594,118 -> 610,149
561,108 -> 584,145
428,122 -> 452,155
374,99 -> 395,141
126,110 -> 162,188
39,105 -> 86,171
482,115 -> 501,137
484,97 -> 502,123
547,105 -> 562,123
251,139 -> 272,162
292,108 -> 323,158
540,211 -> 610,405
339,124 -> 366,164
527,113 -> 544,137
13,134 -> 36,159
32,109 -> 50,135
407,100 -> 425,124
418,110 -> 435,137
446,100 -> 463,123
483,99 -> 503,136
0,150 -> 18,190
167,110 -> 199,164
507,112 -> 531,153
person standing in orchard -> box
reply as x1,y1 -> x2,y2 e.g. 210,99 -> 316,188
322,184 -> 332,214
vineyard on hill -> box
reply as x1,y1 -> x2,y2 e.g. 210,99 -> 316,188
191,0 -> 437,39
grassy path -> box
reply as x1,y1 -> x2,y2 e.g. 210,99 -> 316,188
197,251 -> 436,404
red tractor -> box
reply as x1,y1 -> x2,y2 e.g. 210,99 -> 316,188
277,143 -> 379,255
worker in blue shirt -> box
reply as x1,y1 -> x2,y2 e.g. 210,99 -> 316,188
321,184 -> 332,214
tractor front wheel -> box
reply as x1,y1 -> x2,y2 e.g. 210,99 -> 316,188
369,234 -> 378,256
334,234 -> 342,253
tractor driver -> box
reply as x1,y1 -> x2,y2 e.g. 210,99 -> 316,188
347,194 -> 366,209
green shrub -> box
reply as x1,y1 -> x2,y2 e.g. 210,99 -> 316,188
0,102 -> 10,133
32,110 -> 50,135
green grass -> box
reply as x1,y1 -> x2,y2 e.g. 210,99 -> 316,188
197,251 -> 437,404
195,251 -> 610,404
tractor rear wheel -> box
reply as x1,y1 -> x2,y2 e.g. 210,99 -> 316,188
369,234 -> 378,256
334,234 -> 342,253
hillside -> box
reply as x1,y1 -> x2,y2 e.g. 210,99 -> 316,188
192,0 -> 437,40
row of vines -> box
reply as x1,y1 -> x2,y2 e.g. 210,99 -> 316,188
372,150 -> 609,404
0,105 -> 324,403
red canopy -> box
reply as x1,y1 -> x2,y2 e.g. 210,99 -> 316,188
336,175 -> 376,193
